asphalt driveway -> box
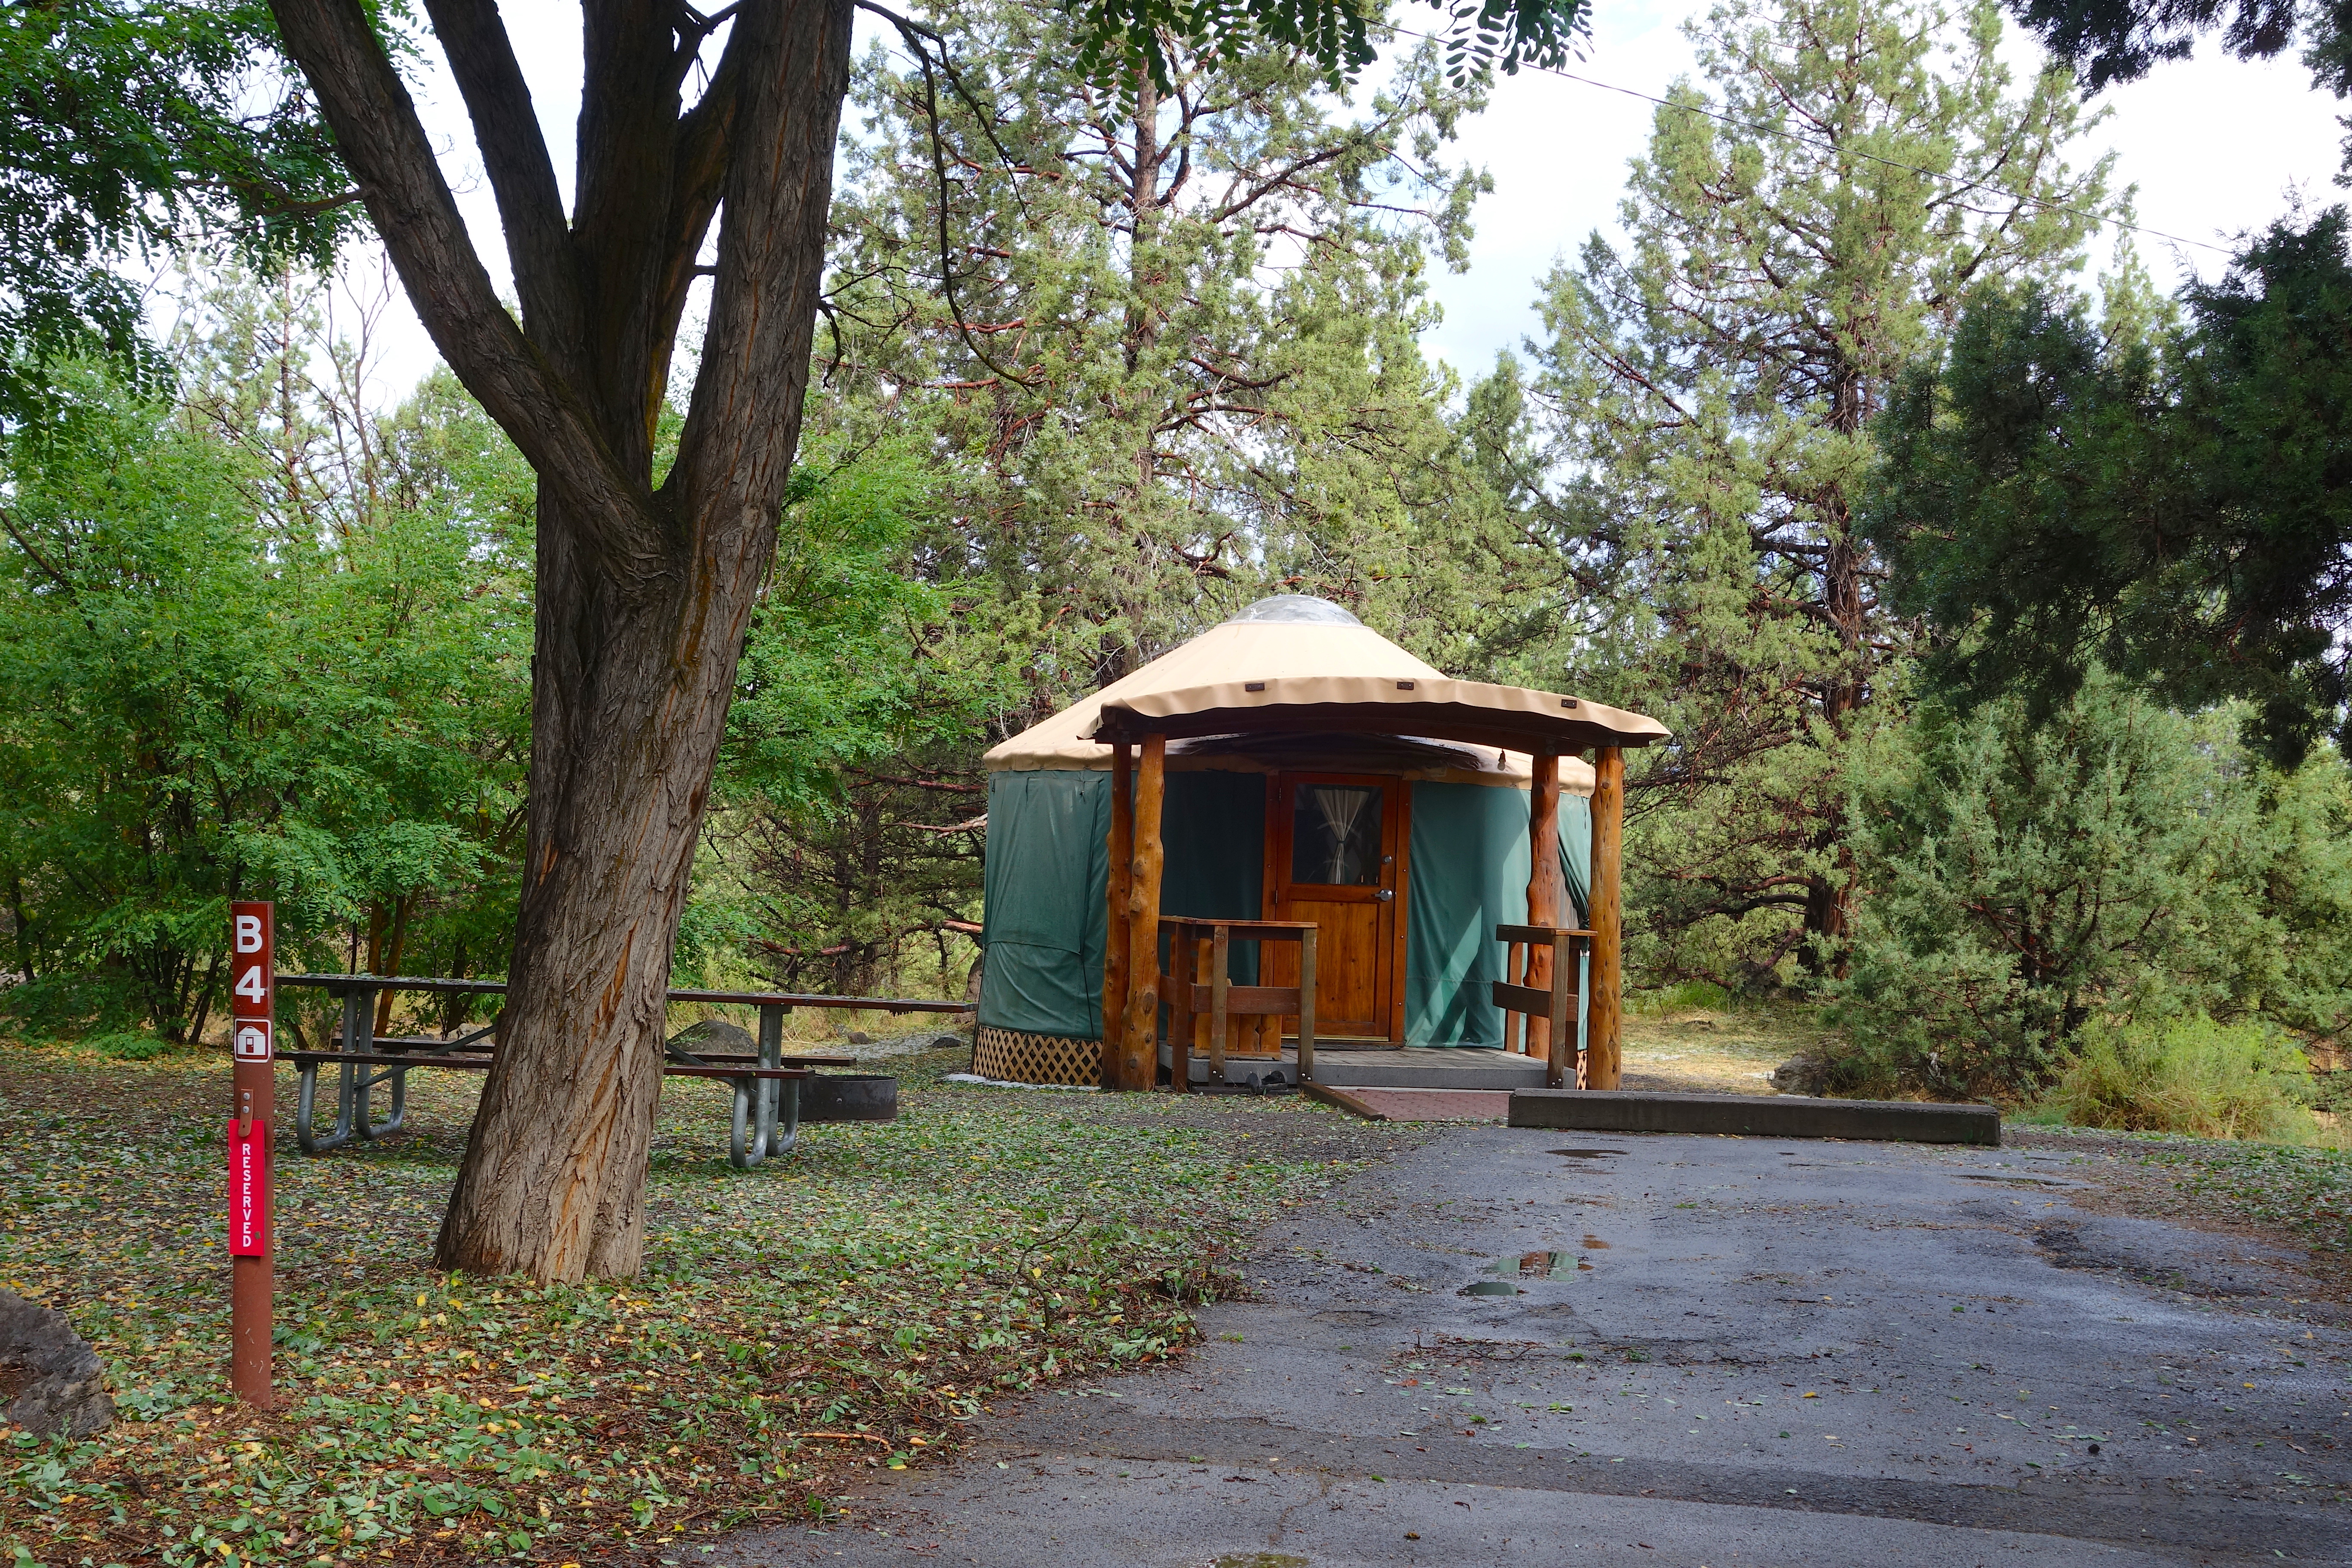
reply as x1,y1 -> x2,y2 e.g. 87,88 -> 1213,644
725,1125 -> 2349,1567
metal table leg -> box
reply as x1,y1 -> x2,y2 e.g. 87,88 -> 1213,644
729,1002 -> 798,1170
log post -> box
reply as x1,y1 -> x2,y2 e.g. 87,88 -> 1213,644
1100,742 -> 1133,1090
1295,926 -> 1316,1084
1589,745 -> 1625,1090
1120,734 -> 1167,1091
1525,751 -> 1562,1066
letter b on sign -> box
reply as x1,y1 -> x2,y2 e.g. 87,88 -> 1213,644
229,901 -> 272,1020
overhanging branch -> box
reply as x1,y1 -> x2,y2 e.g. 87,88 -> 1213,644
267,0 -> 662,571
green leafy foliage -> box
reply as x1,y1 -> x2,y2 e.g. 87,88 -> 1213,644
1871,211 -> 2352,766
2001,0 -> 2352,165
830,0 -> 1489,688
733,0 -> 1497,989
2046,1014 -> 2323,1142
1514,0 -> 2116,987
0,272 -> 531,1041
1065,0 -> 1592,93
723,447 -> 989,819
2002,0 -> 2302,90
1828,672 -> 2352,1097
692,441 -> 1003,992
0,0 -> 352,419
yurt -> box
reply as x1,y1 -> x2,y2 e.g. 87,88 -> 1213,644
973,595 -> 1668,1089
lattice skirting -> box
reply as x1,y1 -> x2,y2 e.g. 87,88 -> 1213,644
973,1026 -> 1101,1087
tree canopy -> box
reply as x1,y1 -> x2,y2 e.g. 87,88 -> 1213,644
0,0 -> 350,420
1511,0 -> 2115,984
1870,208 -> 2352,765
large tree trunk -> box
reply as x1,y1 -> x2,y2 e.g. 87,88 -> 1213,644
270,0 -> 854,1280
434,528 -> 748,1277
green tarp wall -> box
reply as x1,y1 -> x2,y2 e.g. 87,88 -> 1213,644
978,770 -> 1110,1038
979,770 -> 1264,1038
979,768 -> 1592,1049
1403,782 -> 1590,1049
1158,771 -> 1266,985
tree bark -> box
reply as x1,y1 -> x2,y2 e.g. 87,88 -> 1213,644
269,0 -> 854,1281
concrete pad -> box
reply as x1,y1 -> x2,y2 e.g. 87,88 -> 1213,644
1162,1044 -> 1552,1090
1511,1088 -> 2000,1145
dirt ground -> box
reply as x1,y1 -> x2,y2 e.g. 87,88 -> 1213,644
1617,1004 -> 1825,1094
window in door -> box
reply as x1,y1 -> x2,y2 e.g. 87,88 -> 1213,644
1291,785 -> 1383,886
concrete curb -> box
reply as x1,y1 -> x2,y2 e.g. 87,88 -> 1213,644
1507,1089 -> 2000,1145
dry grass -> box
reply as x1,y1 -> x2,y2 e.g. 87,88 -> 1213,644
1617,1002 -> 1831,1095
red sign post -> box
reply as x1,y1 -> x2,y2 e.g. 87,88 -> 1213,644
228,901 -> 274,1408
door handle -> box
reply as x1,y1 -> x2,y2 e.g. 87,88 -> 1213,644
1376,889 -> 1394,902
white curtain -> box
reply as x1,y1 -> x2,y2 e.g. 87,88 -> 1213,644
1309,787 -> 1375,884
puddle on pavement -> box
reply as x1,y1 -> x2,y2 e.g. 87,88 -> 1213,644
1549,1148 -> 1623,1159
1462,1245 -> 1605,1293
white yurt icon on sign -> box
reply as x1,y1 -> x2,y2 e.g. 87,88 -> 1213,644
233,1020 -> 273,1061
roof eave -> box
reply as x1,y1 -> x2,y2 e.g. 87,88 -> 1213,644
1090,701 -> 1668,755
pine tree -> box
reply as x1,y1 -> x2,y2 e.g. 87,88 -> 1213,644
1520,0 -> 2118,985
820,0 -> 1489,720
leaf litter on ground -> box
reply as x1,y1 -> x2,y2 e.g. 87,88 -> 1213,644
0,1040 -> 1424,1565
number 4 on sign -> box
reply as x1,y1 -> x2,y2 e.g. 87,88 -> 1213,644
234,964 -> 268,1005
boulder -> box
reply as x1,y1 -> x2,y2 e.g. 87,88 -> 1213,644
0,1291 -> 112,1438
1769,1053 -> 1829,1096
667,1018 -> 757,1059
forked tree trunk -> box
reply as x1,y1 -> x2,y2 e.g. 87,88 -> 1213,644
270,0 -> 854,1280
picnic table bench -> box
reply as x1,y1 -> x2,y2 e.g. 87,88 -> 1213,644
276,974 -> 966,1169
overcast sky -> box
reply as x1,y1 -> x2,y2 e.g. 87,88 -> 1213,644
339,0 -> 2348,405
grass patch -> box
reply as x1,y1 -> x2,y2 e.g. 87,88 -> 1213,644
2043,1017 -> 2331,1145
0,1041 -> 1391,1565
2148,1139 -> 2352,1254
2022,1125 -> 2352,1259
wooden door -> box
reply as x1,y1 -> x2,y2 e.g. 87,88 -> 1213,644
1264,773 -> 1407,1041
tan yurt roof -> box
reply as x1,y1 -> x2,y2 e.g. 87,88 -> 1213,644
985,596 -> 1667,795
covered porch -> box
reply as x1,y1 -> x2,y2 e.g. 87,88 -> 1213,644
1091,669 -> 1668,1093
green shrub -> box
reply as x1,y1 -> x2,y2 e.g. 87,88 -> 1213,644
1633,980 -> 1733,1016
2047,1017 -> 2320,1142
83,1030 -> 171,1062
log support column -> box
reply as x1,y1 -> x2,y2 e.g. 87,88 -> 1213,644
1589,745 -> 1625,1090
1524,751 -> 1563,1068
1118,734 -> 1167,1091
1100,742 -> 1134,1090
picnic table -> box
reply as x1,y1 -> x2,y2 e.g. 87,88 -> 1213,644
276,974 -> 967,1169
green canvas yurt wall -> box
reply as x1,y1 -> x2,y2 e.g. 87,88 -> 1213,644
1403,782 -> 1590,1049
975,769 -> 1112,1040
978,766 -> 1591,1050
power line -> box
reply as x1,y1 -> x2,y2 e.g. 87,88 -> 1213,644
1389,25 -> 2235,257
